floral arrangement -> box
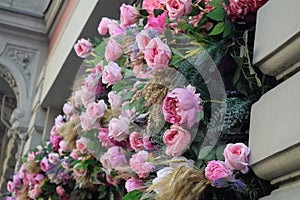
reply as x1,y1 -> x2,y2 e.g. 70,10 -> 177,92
5,0 -> 275,199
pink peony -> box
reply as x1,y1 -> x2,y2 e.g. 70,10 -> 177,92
166,0 -> 192,20
120,4 -> 139,26
130,151 -> 154,178
63,102 -> 73,117
129,132 -> 144,151
136,30 -> 151,52
108,91 -> 122,110
108,116 -> 130,141
98,17 -> 111,35
105,38 -> 123,62
144,37 -> 171,70
102,62 -> 123,86
28,184 -> 41,199
145,12 -> 168,34
163,125 -> 191,156
7,181 -> 15,192
76,137 -> 90,154
86,100 -> 107,119
125,177 -> 145,192
224,143 -> 250,174
74,38 -> 92,58
163,85 -> 201,128
98,128 -> 115,148
205,160 -> 234,186
142,0 -> 166,16
48,153 -> 60,164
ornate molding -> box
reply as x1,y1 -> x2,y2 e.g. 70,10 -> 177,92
0,65 -> 19,100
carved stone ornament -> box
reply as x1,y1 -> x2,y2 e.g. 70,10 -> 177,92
0,64 -> 19,100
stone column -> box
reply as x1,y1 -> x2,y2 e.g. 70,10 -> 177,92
249,0 -> 300,199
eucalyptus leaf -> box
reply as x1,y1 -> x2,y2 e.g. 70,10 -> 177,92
208,22 -> 224,36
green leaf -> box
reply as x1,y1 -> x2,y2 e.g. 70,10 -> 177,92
222,19 -> 232,38
206,6 -> 225,21
165,29 -> 173,44
122,190 -> 143,200
139,9 -> 149,17
243,30 -> 248,44
154,9 -> 164,17
188,5 -> 201,16
233,67 -> 241,86
208,0 -> 222,7
223,0 -> 230,6
122,91 -> 136,101
216,144 -> 226,160
177,21 -> 188,31
208,22 -> 224,36
196,110 -> 204,122
121,102 -> 135,110
198,146 -> 214,160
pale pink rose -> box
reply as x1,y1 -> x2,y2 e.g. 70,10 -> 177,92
145,12 -> 168,34
13,174 -> 21,188
61,159 -> 71,169
166,0 -> 192,20
105,38 -> 123,62
107,146 -> 128,169
50,125 -> 58,135
59,140 -> 69,154
74,87 -> 94,107
163,85 -> 201,128
143,135 -> 155,150
108,20 -> 126,37
224,143 -> 250,174
98,128 -> 115,148
56,186 -> 66,197
106,174 -> 119,186
80,112 -> 98,130
98,17 -> 111,35
125,177 -> 145,192
120,4 -> 139,26
144,37 -> 171,70
28,184 -> 41,199
27,152 -> 35,162
108,91 -> 122,110
142,0 -> 166,16
48,153 -> 60,164
40,157 -> 52,172
130,151 -> 154,178
163,125 -> 191,156
205,160 -> 233,186
94,61 -> 104,74
108,116 -> 130,141
102,62 -> 123,86
100,152 -> 111,169
6,197 -> 14,200
7,181 -> 15,192
74,38 -> 92,58
129,132 -> 144,151
50,134 -> 63,152
121,101 -> 136,119
63,102 -> 73,117
86,100 -> 107,119
55,114 -> 64,127
84,74 -> 97,93
73,164 -> 87,177
76,137 -> 90,154
31,174 -> 44,185
136,30 -> 151,52
70,149 -> 79,160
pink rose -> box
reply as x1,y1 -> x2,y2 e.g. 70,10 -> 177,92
144,37 -> 171,70
108,146 -> 128,169
108,20 -> 126,37
50,134 -> 63,152
59,140 -> 69,154
70,149 -> 79,160
163,85 -> 201,128
108,91 -> 122,110
73,164 -> 87,177
129,132 -> 144,151
145,12 -> 168,34
125,177 -> 145,192
31,174 -> 45,185
100,152 -> 111,169
84,74 -> 97,93
98,128 -> 115,148
102,62 -> 123,86
7,181 -> 15,192
55,115 -> 64,127
142,0 -> 166,16
105,38 -> 123,62
205,160 -> 233,186
130,151 -> 154,178
6,197 -> 14,200
108,116 -> 130,141
40,157 -> 53,172
98,17 -> 111,35
224,143 -> 250,174
63,102 -> 73,117
76,137 -> 90,154
27,152 -> 35,162
56,186 -> 66,197
80,112 -> 98,130
121,101 -> 136,119
143,135 -> 155,150
61,159 -> 71,169
50,125 -> 58,135
163,125 -> 191,156
13,174 -> 21,188
74,87 -> 94,107
136,30 -> 151,52
74,38 -> 92,58
166,0 -> 192,20
86,100 -> 107,119
48,153 -> 60,164
120,4 -> 139,26
28,184 -> 41,199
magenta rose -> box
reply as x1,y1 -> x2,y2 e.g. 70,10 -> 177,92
74,38 -> 92,58
145,12 -> 168,34
130,151 -> 154,178
125,177 -> 145,192
98,17 -> 111,35
86,100 -> 107,119
142,0 -> 166,16
40,157 -> 53,172
120,4 -> 139,26
105,38 -> 123,62
108,116 -> 130,141
163,125 -> 191,156
102,62 -> 123,86
224,143 -> 250,174
163,85 -> 201,128
166,0 -> 192,20
205,160 -> 234,186
144,37 -> 171,70
129,132 -> 144,151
